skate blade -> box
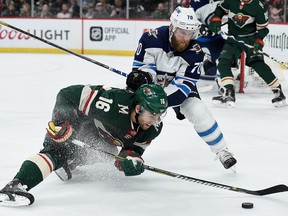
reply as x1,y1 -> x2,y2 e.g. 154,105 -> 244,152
0,193 -> 31,207
274,100 -> 287,108
228,165 -> 237,174
54,167 -> 71,181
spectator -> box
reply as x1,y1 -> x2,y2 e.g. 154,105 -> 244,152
37,3 -> 53,18
110,0 -> 125,18
174,0 -> 189,7
94,2 -> 110,18
153,2 -> 169,19
142,0 -> 162,15
129,1 -> 146,18
56,3 -> 71,18
68,0 -> 80,18
34,0 -> 45,16
1,2 -> 20,16
99,0 -> 112,14
84,3 -> 95,18
269,6 -> 283,21
268,0 -> 283,22
51,0 -> 63,16
20,2 -> 31,17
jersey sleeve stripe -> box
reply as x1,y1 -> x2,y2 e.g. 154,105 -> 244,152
79,85 -> 98,116
170,80 -> 191,96
256,22 -> 268,30
83,90 -> 97,115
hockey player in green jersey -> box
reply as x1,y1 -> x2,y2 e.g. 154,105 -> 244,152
0,83 -> 168,206
208,0 -> 287,107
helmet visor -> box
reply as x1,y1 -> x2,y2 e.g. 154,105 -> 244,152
174,28 -> 195,39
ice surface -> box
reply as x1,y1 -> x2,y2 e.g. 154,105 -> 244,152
0,53 -> 287,216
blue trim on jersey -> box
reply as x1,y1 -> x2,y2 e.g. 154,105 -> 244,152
175,76 -> 197,85
133,61 -> 157,72
133,61 -> 145,67
197,34 -> 223,43
170,80 -> 191,96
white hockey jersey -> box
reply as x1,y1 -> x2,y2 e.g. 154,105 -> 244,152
194,1 -> 222,25
132,26 -> 204,107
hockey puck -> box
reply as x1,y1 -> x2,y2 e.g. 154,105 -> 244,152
241,202 -> 254,209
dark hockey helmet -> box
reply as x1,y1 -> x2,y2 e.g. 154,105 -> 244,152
135,84 -> 168,114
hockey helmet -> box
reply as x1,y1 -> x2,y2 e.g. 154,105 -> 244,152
170,6 -> 201,39
135,84 -> 168,114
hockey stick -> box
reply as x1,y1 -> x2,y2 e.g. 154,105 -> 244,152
221,32 -> 288,69
72,139 -> 288,196
0,20 -> 128,78
0,20 -> 214,93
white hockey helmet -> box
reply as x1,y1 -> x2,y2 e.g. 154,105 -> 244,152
170,6 -> 201,39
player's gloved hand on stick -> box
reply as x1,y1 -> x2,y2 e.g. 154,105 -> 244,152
208,17 -> 222,34
46,121 -> 73,143
126,70 -> 153,91
115,150 -> 145,176
253,38 -> 264,54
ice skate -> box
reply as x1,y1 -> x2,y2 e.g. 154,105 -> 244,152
272,88 -> 287,108
216,148 -> 237,170
0,179 -> 34,207
212,86 -> 236,107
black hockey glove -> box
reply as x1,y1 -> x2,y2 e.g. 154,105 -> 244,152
126,70 -> 153,91
199,24 -> 215,37
115,150 -> 144,176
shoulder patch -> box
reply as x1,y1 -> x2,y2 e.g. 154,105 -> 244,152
191,43 -> 202,53
147,29 -> 158,39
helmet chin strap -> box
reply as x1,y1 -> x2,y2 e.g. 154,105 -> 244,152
169,24 -> 176,44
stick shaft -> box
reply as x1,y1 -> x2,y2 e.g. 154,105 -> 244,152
221,32 -> 288,69
0,20 -> 128,77
72,139 -> 288,196
143,164 -> 288,196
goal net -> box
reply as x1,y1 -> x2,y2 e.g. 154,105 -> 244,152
235,52 -> 288,94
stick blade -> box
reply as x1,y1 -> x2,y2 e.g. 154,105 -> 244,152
255,184 -> 288,196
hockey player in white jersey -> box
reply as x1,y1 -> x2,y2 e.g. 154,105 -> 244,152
126,6 -> 237,170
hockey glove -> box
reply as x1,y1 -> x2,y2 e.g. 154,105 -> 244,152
46,121 -> 73,143
115,150 -> 144,176
199,24 -> 215,37
253,38 -> 264,54
126,70 -> 153,91
208,17 -> 222,34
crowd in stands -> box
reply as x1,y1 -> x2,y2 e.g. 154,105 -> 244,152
0,0 -> 287,22
265,0 -> 286,22
0,0 -> 172,19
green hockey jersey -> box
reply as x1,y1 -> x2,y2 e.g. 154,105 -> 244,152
215,0 -> 269,39
59,84 -> 163,155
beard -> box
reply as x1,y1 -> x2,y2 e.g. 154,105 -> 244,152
171,35 -> 190,52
